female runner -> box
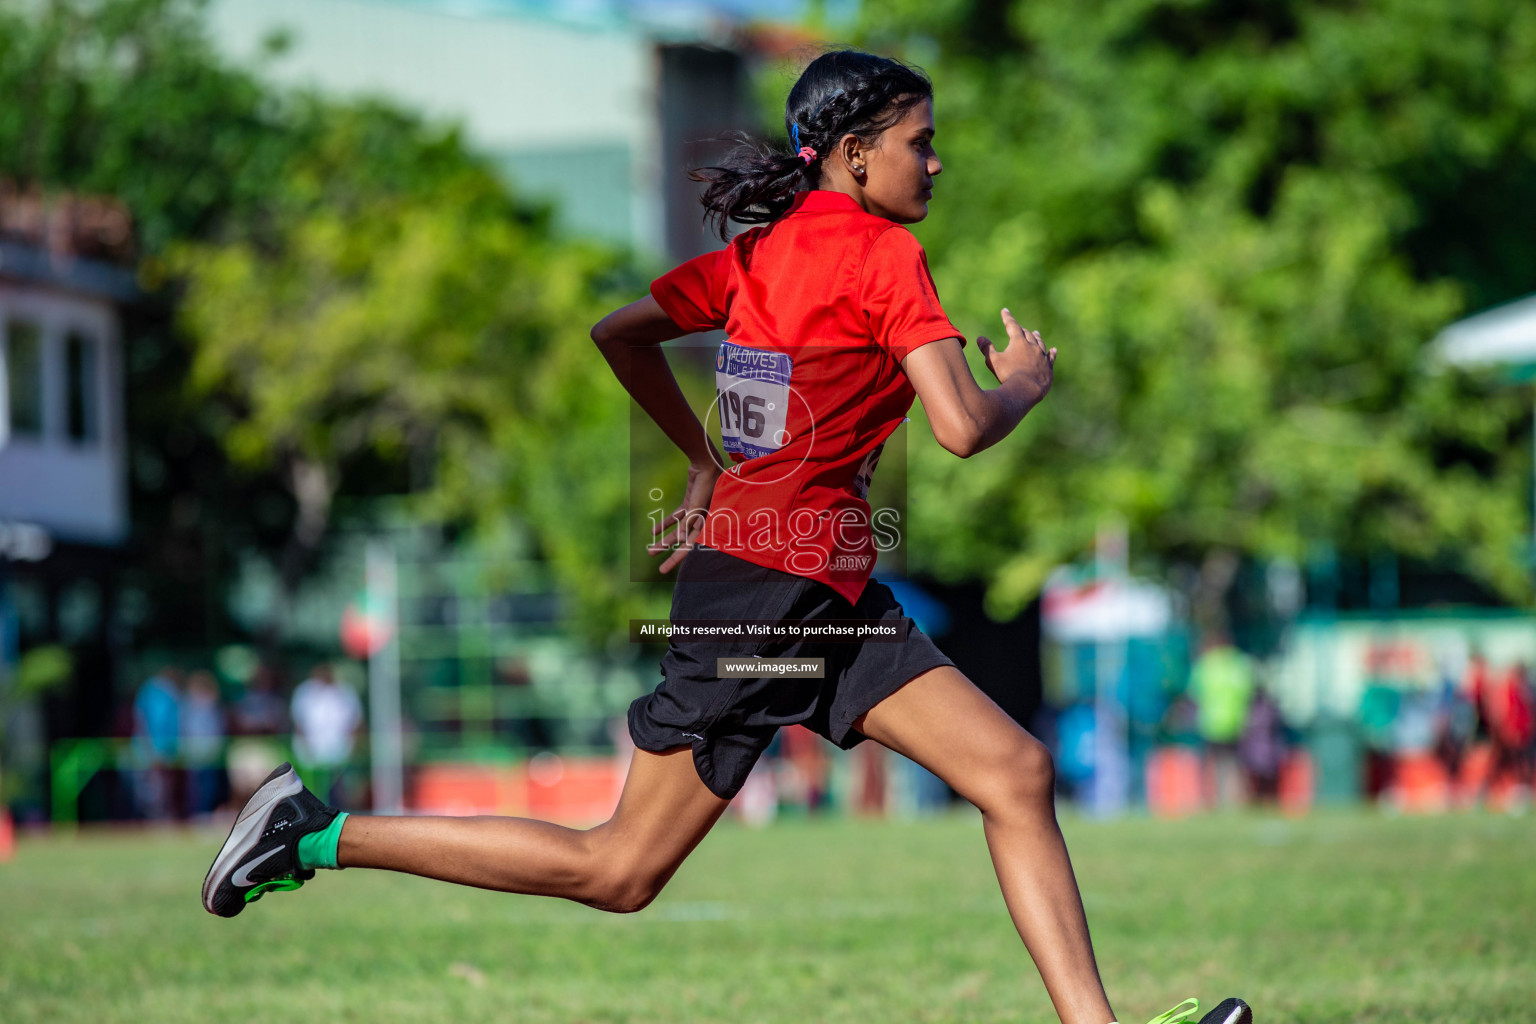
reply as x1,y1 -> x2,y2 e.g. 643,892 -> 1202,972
203,47 -> 1251,1024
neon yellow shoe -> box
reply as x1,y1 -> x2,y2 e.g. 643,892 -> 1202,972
1141,996 -> 1252,1024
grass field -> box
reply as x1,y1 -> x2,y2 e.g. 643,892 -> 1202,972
2,808 -> 1533,1023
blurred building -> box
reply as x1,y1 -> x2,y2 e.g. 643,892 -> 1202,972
207,0 -> 777,263
0,185 -> 137,728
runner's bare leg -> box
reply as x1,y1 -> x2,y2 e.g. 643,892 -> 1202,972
338,746 -> 729,913
855,666 -> 1116,1024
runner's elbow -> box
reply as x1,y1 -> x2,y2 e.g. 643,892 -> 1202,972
944,436 -> 981,459
925,389 -> 1000,458
933,417 -> 985,459
590,317 -> 616,348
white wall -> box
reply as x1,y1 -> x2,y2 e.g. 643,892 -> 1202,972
0,285 -> 127,546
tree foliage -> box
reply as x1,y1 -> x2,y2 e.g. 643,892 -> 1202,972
0,0 -> 297,251
168,101 -> 651,638
853,0 -> 1536,621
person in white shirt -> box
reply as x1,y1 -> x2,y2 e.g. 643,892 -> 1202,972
289,664 -> 362,802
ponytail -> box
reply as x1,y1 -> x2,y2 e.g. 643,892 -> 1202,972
689,50 -> 933,241
688,134 -> 811,240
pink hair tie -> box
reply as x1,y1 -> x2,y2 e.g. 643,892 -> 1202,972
797,146 -> 817,165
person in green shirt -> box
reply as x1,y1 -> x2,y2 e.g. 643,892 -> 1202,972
1188,636 -> 1255,808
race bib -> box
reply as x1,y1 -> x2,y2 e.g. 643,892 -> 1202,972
715,341 -> 793,460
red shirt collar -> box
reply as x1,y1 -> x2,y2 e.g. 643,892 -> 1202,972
787,189 -> 865,214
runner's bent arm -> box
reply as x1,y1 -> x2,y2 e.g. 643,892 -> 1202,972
592,295 -> 723,572
901,308 -> 1056,459
591,295 -> 720,471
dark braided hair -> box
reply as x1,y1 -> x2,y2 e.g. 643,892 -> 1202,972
690,50 -> 933,241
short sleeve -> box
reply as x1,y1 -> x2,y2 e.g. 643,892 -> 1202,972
859,228 -> 966,357
651,249 -> 730,333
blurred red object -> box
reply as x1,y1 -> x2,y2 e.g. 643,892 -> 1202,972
1146,747 -> 1203,818
1147,746 -> 1313,817
409,757 -> 624,826
1277,750 -> 1314,816
1390,753 -> 1451,813
340,601 -> 391,659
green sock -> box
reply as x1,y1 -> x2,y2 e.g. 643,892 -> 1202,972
297,811 -> 349,871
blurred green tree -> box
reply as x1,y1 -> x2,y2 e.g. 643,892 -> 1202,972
854,0 -> 1536,627
167,102 -> 650,641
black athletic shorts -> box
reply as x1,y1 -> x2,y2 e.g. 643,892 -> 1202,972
628,544 -> 956,799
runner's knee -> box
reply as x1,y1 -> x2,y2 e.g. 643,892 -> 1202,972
585,859 -> 668,914
969,731 -> 1055,819
575,826 -> 668,913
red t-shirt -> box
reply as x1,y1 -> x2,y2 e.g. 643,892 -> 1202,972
650,189 -> 965,604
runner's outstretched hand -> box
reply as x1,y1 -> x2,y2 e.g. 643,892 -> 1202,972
647,459 -> 723,574
975,308 -> 1055,396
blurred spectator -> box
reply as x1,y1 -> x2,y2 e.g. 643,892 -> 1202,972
1159,692 -> 1202,748
851,742 -> 889,815
1466,651 -> 1494,745
1478,662 -> 1535,806
1357,652 -> 1401,804
225,662 -> 291,809
1433,671 -> 1477,799
1511,666 -> 1536,798
778,724 -> 829,813
734,762 -> 778,827
1054,701 -> 1097,802
1394,687 -> 1437,754
291,663 -> 364,804
181,670 -> 228,819
1189,636 -> 1254,809
132,666 -> 182,820
230,662 -> 289,736
1237,687 -> 1285,804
